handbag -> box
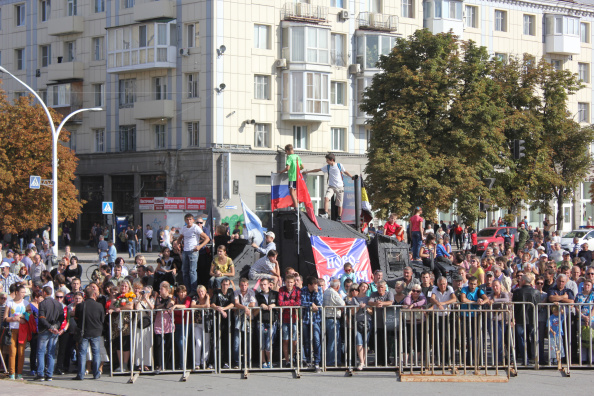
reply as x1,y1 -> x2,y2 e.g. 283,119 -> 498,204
1,321 -> 12,346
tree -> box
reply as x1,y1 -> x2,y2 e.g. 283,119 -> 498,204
361,30 -> 507,223
0,88 -> 83,234
525,59 -> 594,232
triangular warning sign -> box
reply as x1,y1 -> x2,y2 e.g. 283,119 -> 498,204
30,178 -> 40,187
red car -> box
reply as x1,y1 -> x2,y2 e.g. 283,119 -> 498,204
475,227 -> 517,254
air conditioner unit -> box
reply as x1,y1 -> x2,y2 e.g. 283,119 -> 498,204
349,64 -> 361,74
339,10 -> 349,21
369,13 -> 380,27
276,59 -> 288,69
296,2 -> 305,17
179,48 -> 190,56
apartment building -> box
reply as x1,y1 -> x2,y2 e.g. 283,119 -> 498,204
0,0 -> 593,239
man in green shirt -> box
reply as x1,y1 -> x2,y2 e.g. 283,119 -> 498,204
279,144 -> 303,211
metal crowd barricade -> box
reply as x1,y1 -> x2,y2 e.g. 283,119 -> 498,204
398,305 -> 515,379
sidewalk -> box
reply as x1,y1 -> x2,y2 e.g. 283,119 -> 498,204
0,380 -> 109,396
62,246 -> 162,264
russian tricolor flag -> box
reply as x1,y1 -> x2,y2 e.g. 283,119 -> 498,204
271,173 -> 293,211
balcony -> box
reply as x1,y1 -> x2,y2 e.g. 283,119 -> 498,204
47,81 -> 84,122
134,100 -> 175,119
48,15 -> 84,36
48,62 -> 84,81
134,0 -> 175,22
545,15 -> 581,55
281,71 -> 331,122
282,2 -> 328,24
357,12 -> 398,32
107,21 -> 177,73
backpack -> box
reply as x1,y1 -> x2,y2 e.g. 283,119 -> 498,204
326,163 -> 344,184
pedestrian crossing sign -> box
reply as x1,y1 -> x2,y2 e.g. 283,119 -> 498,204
29,175 -> 41,189
102,201 -> 114,214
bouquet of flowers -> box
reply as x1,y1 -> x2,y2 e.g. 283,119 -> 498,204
114,292 -> 136,308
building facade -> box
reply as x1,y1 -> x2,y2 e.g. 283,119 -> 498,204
0,0 -> 593,239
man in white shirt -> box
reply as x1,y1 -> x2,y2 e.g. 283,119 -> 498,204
252,231 -> 277,257
303,153 -> 354,222
177,213 -> 210,292
323,279 -> 345,366
232,278 -> 256,369
429,276 -> 457,363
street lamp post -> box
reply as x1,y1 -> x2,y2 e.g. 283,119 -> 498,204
0,66 -> 102,256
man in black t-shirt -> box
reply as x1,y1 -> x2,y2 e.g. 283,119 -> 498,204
126,226 -> 137,259
256,278 -> 278,368
211,279 -> 235,368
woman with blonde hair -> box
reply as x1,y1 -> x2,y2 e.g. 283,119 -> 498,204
108,280 -> 134,371
208,245 -> 235,290
191,285 -> 212,370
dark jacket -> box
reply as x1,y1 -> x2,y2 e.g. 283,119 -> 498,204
38,298 -> 65,333
256,290 -> 279,323
74,299 -> 105,338
512,285 -> 540,325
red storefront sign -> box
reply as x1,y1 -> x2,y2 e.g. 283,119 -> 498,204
139,197 -> 206,211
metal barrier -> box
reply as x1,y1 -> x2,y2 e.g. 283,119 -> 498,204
103,301 -> 594,381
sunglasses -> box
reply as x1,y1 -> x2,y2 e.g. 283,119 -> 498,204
197,222 -> 203,225
411,290 -> 421,293
56,296 -> 64,299
351,289 -> 360,293
536,282 -> 544,285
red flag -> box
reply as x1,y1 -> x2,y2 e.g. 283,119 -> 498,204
296,159 -> 321,230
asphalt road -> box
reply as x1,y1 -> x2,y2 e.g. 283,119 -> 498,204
2,369 -> 593,396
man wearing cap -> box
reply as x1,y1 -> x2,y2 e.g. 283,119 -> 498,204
578,243 -> 593,267
0,262 -> 22,294
559,251 -> 573,268
479,271 -> 495,297
252,231 -> 276,257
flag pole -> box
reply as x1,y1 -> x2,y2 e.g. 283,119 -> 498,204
296,159 -> 300,268
271,171 -> 274,230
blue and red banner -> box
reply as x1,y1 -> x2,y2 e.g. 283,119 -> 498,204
310,236 -> 372,284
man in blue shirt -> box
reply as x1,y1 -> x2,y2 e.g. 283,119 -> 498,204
460,276 -> 488,364
106,240 -> 117,266
300,276 -> 323,372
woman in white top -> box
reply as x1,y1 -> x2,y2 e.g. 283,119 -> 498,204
3,284 -> 30,379
41,270 -> 55,297
145,225 -> 154,253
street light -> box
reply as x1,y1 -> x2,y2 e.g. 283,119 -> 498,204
0,66 -> 102,256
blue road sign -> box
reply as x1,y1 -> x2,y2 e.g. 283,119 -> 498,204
102,201 -> 114,214
30,176 -> 41,189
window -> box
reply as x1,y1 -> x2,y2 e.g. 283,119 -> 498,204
92,37 -> 104,61
285,26 -> 330,64
307,28 -> 329,63
93,83 -> 104,107
331,127 -> 345,151
138,25 -> 147,47
51,84 -> 71,106
187,122 -> 199,147
401,0 -> 413,18
67,0 -> 77,16
94,129 -> 105,152
255,192 -> 272,226
448,1 -> 462,20
579,63 -> 590,83
119,125 -> 136,152
40,0 -> 50,22
331,81 -> 345,105
154,77 -> 167,100
65,41 -> 76,62
118,78 -> 136,107
293,126 -> 308,149
523,15 -> 535,36
282,71 -> 330,115
357,34 -> 396,69
494,53 -> 507,63
331,0 -> 345,7
14,92 -> 27,101
254,24 -> 270,50
578,103 -> 590,123
40,89 -> 47,104
155,125 -> 166,149
495,10 -> 507,32
15,48 -> 24,70
581,23 -> 590,43
254,75 -> 270,100
255,176 -> 271,185
122,0 -> 134,9
41,45 -> 51,67
254,124 -> 270,148
186,73 -> 199,98
551,60 -> 561,71
186,23 -> 199,48
465,5 -> 477,28
331,33 -> 346,67
95,0 -> 105,13
548,16 -> 579,36
15,4 -> 25,27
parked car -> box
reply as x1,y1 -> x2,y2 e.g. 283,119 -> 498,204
560,229 -> 594,251
476,226 -> 517,254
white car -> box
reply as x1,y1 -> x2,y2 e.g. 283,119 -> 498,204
560,229 -> 594,251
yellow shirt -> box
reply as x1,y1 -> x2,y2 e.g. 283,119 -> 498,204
213,255 -> 234,273
469,267 -> 484,279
